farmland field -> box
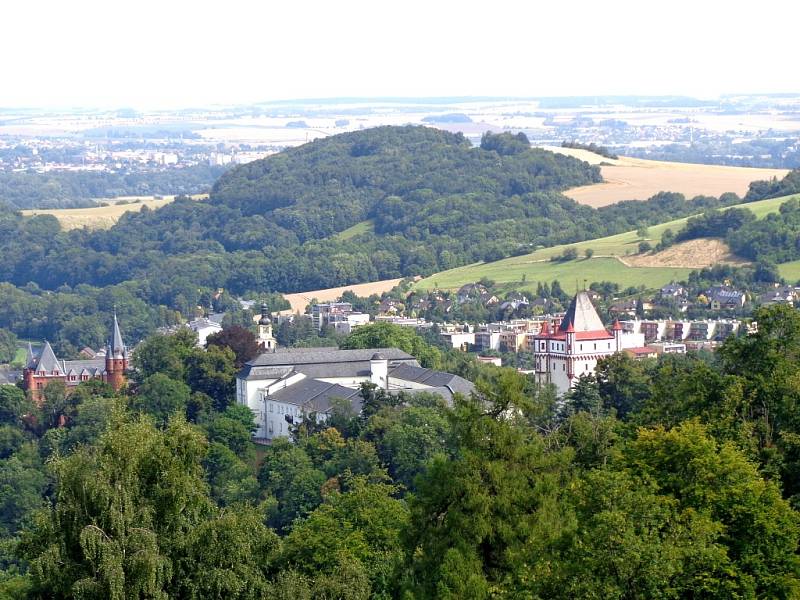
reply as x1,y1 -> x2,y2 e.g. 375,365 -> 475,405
21,194 -> 207,230
282,277 -> 406,313
414,193 -> 799,293
556,151 -> 788,208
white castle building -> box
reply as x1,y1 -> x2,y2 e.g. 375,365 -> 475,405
236,347 -> 473,441
532,291 -> 644,395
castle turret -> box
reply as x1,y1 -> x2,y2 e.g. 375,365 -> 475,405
105,313 -> 128,390
612,319 -> 623,352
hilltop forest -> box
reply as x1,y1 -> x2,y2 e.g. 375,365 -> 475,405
0,125 -> 797,353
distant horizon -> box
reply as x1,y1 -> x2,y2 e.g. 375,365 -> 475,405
3,92 -> 800,113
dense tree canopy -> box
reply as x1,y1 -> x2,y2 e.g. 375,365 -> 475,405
3,309 -> 800,596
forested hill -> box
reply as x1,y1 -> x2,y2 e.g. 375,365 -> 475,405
0,125 -> 778,352
209,126 -> 602,242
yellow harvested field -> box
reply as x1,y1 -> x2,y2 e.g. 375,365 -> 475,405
22,194 -> 206,230
622,238 -> 748,269
281,278 -> 405,313
562,156 -> 788,207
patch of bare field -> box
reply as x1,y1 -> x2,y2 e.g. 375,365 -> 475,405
22,194 -> 206,230
564,156 -> 788,207
281,278 -> 406,313
623,238 -> 748,269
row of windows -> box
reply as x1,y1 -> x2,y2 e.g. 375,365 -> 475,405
538,342 -> 612,353
268,402 -> 300,416
544,361 -> 592,372
36,372 -> 94,381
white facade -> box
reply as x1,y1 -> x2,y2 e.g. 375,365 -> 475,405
440,331 -> 475,349
236,348 -> 473,442
532,291 -> 644,396
187,318 -> 223,348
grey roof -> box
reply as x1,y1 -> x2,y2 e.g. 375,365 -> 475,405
238,365 -> 294,381
63,358 -> 106,375
559,291 -> 606,332
35,341 -> 63,374
708,287 -> 745,302
247,347 -> 414,367
0,369 -> 21,385
268,378 -> 362,414
26,342 -> 35,369
389,363 -> 475,397
112,314 -> 125,358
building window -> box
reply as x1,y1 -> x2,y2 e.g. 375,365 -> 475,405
269,403 -> 273,412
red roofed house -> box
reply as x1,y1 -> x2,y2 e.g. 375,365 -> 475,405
532,291 -> 642,395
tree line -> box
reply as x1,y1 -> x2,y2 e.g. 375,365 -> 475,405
1,313 -> 800,597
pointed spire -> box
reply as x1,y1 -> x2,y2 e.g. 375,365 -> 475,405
559,291 -> 605,333
112,312 -> 125,359
25,341 -> 34,369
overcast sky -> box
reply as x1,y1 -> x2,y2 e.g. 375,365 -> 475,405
3,0 -> 797,108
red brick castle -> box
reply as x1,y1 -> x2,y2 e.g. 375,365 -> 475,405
23,314 -> 129,403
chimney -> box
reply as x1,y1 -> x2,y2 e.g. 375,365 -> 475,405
370,352 -> 389,390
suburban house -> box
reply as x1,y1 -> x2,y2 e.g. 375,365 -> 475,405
457,283 -> 498,305
659,283 -> 687,298
758,285 -> 797,306
236,347 -> 474,441
22,314 -> 129,403
706,286 -> 746,310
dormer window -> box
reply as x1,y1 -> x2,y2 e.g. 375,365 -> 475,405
39,371 -> 45,376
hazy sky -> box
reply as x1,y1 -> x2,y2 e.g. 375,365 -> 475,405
3,0 -> 797,108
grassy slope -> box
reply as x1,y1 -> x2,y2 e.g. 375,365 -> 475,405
415,193 -> 799,293
333,219 -> 374,241
778,261 -> 800,282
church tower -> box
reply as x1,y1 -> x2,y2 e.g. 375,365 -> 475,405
257,304 -> 277,351
105,313 -> 128,390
